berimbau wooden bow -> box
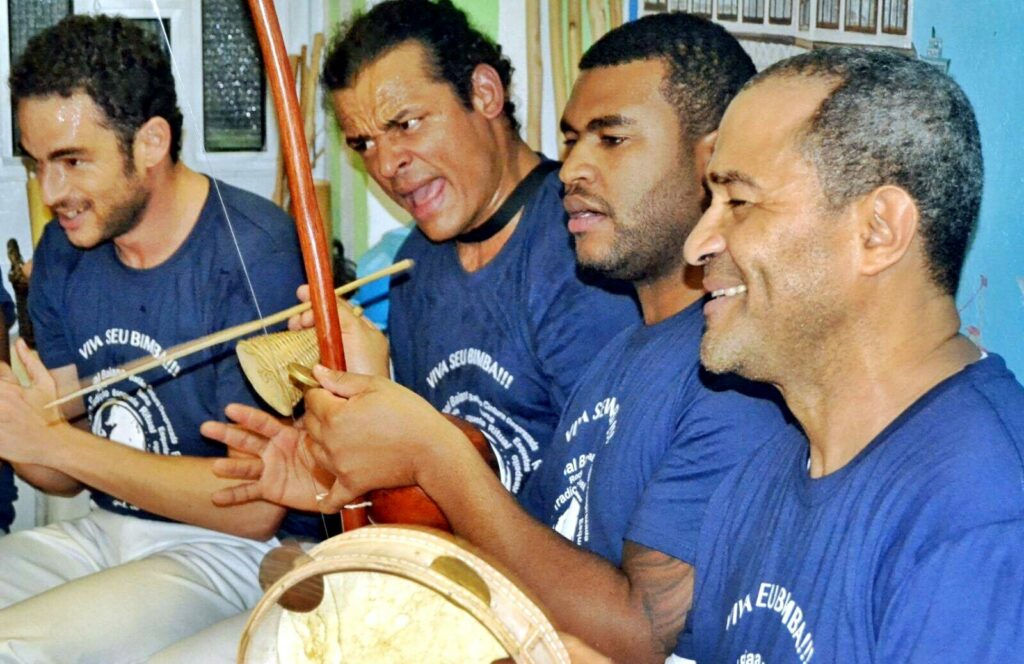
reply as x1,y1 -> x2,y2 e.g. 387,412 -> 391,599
245,0 -> 369,532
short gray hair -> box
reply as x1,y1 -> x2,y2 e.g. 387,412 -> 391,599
753,47 -> 983,295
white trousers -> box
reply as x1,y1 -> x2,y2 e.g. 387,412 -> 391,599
147,612 -> 249,663
0,508 -> 275,664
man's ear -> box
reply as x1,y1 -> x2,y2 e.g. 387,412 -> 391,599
133,116 -> 172,171
692,130 -> 717,184
858,185 -> 919,276
469,64 -> 506,120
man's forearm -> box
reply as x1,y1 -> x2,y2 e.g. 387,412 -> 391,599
417,432 -> 674,663
48,424 -> 285,539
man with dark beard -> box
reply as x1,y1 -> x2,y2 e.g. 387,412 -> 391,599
210,15 -> 790,662
0,15 -> 312,661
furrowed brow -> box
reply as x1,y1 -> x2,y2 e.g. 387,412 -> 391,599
384,109 -> 415,129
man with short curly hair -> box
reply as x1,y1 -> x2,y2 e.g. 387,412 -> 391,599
0,14 -> 310,661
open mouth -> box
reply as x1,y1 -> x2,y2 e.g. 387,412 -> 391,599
401,178 -> 445,215
56,203 -> 90,227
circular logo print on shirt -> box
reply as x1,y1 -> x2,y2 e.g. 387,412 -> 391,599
91,399 -> 147,451
87,374 -> 179,455
441,391 -> 540,494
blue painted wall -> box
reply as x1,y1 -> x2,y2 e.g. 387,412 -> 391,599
913,2 -> 1024,378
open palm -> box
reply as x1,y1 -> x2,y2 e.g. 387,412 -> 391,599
207,403 -> 334,512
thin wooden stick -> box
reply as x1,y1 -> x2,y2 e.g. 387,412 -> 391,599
526,0 -> 543,150
45,260 -> 414,409
549,0 -> 568,122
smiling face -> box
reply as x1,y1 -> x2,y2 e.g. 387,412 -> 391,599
684,76 -> 857,381
331,42 -> 505,242
560,60 -> 705,283
18,92 -> 149,249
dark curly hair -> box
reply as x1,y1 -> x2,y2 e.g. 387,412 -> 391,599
755,47 -> 983,295
9,14 -> 183,164
579,12 -> 755,141
321,0 -> 519,133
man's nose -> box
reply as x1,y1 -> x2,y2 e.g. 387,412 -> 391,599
37,165 -> 69,208
684,205 -> 727,267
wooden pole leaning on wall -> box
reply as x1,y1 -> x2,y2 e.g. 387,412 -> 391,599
609,0 -> 624,30
548,0 -> 569,122
302,33 -> 325,156
301,33 -> 330,241
526,0 -> 543,151
273,52 -> 303,208
588,0 -> 608,43
566,1 -> 584,89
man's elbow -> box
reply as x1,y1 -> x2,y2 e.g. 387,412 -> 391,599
46,483 -> 85,499
13,464 -> 84,498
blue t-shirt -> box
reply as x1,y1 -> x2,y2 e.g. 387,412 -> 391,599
687,355 -> 1024,663
520,301 -> 790,567
388,166 -> 640,494
29,178 -> 321,537
0,284 -> 15,533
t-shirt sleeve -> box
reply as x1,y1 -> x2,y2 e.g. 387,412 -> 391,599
626,375 -> 788,564
28,227 -> 77,369
529,271 -> 638,411
876,520 -> 1024,660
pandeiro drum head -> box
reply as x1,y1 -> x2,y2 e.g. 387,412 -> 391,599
239,526 -> 569,663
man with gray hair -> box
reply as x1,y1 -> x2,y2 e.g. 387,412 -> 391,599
680,47 -> 1024,660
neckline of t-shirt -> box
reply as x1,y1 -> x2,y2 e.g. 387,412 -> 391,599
108,174 -> 216,277
792,354 -> 996,504
447,167 -> 557,282
648,298 -> 704,329
626,298 -> 704,347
